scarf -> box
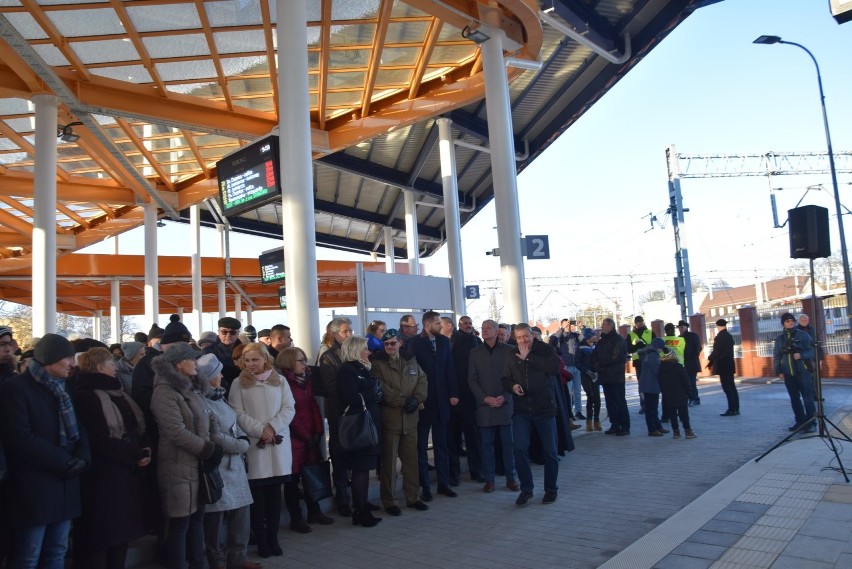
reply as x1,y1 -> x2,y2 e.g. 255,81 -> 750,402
255,369 -> 274,384
208,386 -> 226,401
28,359 -> 80,448
94,388 -> 146,440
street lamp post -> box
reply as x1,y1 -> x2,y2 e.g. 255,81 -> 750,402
754,35 -> 852,348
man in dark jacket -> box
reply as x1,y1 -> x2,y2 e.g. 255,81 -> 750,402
203,316 -> 242,388
502,323 -> 560,506
318,316 -> 353,516
408,311 -> 459,501
775,312 -> 816,432
677,320 -> 703,406
707,319 -> 739,416
595,318 -> 630,435
448,315 -> 483,485
0,333 -> 90,569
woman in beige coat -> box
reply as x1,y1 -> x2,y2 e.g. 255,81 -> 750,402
151,342 -> 223,569
228,343 -> 295,558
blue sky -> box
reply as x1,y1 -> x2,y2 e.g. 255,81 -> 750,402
84,0 -> 852,329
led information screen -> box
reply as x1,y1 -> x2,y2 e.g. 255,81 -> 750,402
258,248 -> 285,284
216,135 -> 281,217
278,286 -> 287,309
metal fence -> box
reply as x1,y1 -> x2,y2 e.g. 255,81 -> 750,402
705,314 -> 742,358
821,295 -> 850,354
754,303 -> 803,357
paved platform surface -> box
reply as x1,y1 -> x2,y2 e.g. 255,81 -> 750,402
134,377 -> 852,569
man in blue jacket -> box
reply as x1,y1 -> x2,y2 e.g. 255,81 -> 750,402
407,311 -> 459,501
0,333 -> 90,569
774,312 -> 816,433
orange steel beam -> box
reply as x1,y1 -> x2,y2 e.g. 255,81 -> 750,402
258,0 -> 279,117
180,130 -> 210,179
0,170 -> 138,205
18,0 -> 91,81
361,0 -> 394,118
409,17 -> 444,100
55,203 -> 90,229
0,41 -> 44,93
317,0 -> 332,131
193,0 -> 235,112
0,196 -> 71,235
0,120 -> 70,182
0,208 -> 32,237
108,0 -> 170,96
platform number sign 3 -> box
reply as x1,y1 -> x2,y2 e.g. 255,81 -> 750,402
524,235 -> 550,260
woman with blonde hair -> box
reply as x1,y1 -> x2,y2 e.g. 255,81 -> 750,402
73,347 -> 151,569
228,343 -> 295,558
336,336 -> 383,527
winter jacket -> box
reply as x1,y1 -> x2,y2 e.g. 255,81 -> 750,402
707,329 -> 735,376
336,361 -> 382,469
203,339 -> 242,389
407,333 -> 458,425
549,329 -> 580,366
115,356 -> 135,395
0,369 -> 91,528
467,341 -> 514,427
637,345 -> 661,395
371,351 -> 428,435
318,341 -> 344,415
659,357 -> 690,410
451,330 -> 482,410
281,368 -> 324,475
594,329 -> 627,385
681,330 -> 703,375
203,396 -> 253,513
773,328 -> 815,378
150,357 -> 219,518
501,339 -> 560,417
228,369 -> 295,481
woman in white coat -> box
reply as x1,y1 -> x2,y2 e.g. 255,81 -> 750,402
228,343 -> 295,559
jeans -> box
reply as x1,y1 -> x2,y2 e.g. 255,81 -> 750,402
12,520 -> 71,569
417,420 -> 449,489
602,383 -> 630,432
784,370 -> 816,425
480,424 -> 515,483
567,366 -> 582,414
642,392 -> 663,434
167,508 -> 207,569
686,370 -> 699,402
513,414 -> 558,494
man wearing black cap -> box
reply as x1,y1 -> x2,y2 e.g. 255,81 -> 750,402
707,319 -> 738,416
203,317 -> 242,389
257,329 -> 272,347
677,320 -> 703,406
774,313 -> 816,433
0,326 -> 17,384
0,333 -> 90,569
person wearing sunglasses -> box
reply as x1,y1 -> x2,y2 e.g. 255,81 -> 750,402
202,317 -> 243,392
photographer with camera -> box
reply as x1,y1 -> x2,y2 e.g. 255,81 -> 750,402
773,313 -> 816,433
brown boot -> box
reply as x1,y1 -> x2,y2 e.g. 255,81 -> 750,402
672,429 -> 681,439
685,429 -> 697,439
594,419 -> 602,431
585,420 -> 593,432
569,421 -> 581,431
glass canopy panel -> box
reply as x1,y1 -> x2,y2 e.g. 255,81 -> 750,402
331,0 -> 380,21
156,60 -> 217,82
0,0 -> 22,7
385,20 -> 429,44
74,169 -> 109,179
438,21 -> 466,42
193,134 -> 237,147
325,91 -> 361,107
379,46 -> 419,66
0,151 -> 27,164
307,74 -> 318,90
4,12 -> 48,40
143,35 -> 210,59
328,49 -> 370,69
374,67 -> 412,88
126,4 -> 202,33
89,64 -> 152,84
429,44 -> 478,65
328,70 -> 365,90
48,8 -> 124,37
390,1 -> 429,18
165,82 -> 224,97
306,26 -> 321,47
0,98 -> 32,115
72,39 -> 140,65
38,0 -> 109,4
92,114 -> 117,126
228,77 -> 272,97
199,145 -> 238,161
205,0 -> 264,27
328,24 -> 375,46
0,138 -> 19,151
214,30 -> 266,55
221,56 -> 268,78
56,145 -> 88,159
2,117 -> 34,132
31,44 -> 69,66
59,159 -> 101,173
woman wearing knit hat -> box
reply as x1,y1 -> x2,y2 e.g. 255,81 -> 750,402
115,341 -> 145,396
195,354 -> 261,569
228,343 -> 295,558
72,347 -> 151,569
151,342 -> 223,569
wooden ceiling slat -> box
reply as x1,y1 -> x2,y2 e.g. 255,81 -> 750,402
258,0 -> 279,117
108,0 -> 170,97
115,118 -> 176,192
408,17 -> 443,99
18,0 -> 92,81
360,0 -> 393,119
193,0 -> 235,112
317,0 -> 332,130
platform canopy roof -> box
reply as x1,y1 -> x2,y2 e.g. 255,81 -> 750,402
0,0 -> 707,299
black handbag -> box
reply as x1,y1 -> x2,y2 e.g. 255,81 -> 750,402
300,460 -> 333,503
338,394 -> 379,453
199,463 -> 224,505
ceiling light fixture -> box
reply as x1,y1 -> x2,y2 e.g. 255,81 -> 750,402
461,24 -> 490,44
57,121 -> 83,143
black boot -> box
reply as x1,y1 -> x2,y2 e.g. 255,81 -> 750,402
267,527 -> 283,556
352,507 -> 381,528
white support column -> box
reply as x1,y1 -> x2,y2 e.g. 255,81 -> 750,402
143,202 -> 159,325
110,279 -> 121,344
277,0 -> 321,358
480,23 -> 528,324
217,280 -> 227,319
246,306 -> 253,327
384,227 -> 395,273
234,294 -> 242,322
436,118 -> 466,320
404,191 -> 420,275
93,310 -> 103,343
32,94 -> 58,336
189,204 -> 203,338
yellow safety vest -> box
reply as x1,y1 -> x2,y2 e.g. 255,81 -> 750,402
628,328 -> 653,361
663,335 -> 686,364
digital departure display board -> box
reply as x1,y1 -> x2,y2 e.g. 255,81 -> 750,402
278,286 -> 287,309
258,248 -> 285,284
216,135 -> 280,217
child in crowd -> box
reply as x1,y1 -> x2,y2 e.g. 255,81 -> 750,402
659,347 -> 696,439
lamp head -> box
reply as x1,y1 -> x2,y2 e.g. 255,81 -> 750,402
753,35 -> 782,45
57,121 -> 83,143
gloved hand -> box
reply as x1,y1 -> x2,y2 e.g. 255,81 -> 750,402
404,396 -> 420,414
201,445 -> 224,473
65,457 -> 87,478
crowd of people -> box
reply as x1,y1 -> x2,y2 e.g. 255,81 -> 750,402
0,308 -> 818,568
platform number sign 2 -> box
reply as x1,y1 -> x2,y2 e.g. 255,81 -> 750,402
524,235 -> 550,260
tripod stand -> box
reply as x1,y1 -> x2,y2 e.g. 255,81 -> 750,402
755,258 -> 852,482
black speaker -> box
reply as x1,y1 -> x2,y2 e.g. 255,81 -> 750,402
789,205 -> 830,259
